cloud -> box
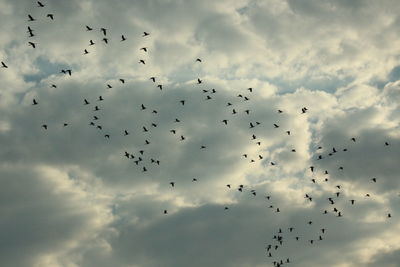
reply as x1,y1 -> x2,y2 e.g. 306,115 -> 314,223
0,0 -> 399,266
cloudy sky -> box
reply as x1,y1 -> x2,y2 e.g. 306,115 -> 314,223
0,0 -> 400,266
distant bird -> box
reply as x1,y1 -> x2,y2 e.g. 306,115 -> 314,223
170,182 -> 175,187
197,78 -> 202,84
51,84 -> 57,88
86,25 -> 93,31
27,26 -> 34,37
121,35 -> 126,41
196,58 -> 202,62
150,77 -> 156,82
371,178 -> 377,183
124,130 -> 129,136
388,213 -> 392,218
32,99 -> 38,105
140,47 -> 148,52
179,100 -> 185,106
89,40 -> 95,46
84,99 -> 90,105
119,79 -> 125,83
350,200 -> 355,205
84,49 -> 89,55
63,123 -> 68,127
351,137 -> 356,142
102,38 -> 108,44
1,61 -> 8,68
141,104 -> 146,110
222,119 -> 228,125
278,110 -> 283,113
139,60 -> 145,64
143,32 -> 150,37
180,135 -> 185,141
42,124 -> 47,129
385,142 -> 389,146
273,124 -> 279,128
100,28 -> 107,36
28,14 -> 35,21
28,42 -> 36,48
104,134 -> 110,138
247,88 -> 253,92
170,129 -> 176,134
301,107 -> 308,113
37,1 -> 45,7
47,14 -> 54,20
98,96 -> 104,101
192,178 -> 197,182
157,84 -> 163,90
164,210 -> 168,214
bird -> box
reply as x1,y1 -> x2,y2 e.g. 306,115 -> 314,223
32,99 -> 38,105
84,99 -> 90,105
140,47 -> 148,52
28,14 -> 35,21
143,32 -> 150,36
42,124 -> 47,129
196,58 -> 202,62
98,96 -> 104,101
50,84 -> 57,88
1,61 -> 8,68
351,137 -> 356,142
197,78 -> 202,84
273,124 -> 279,128
124,130 -> 129,136
84,49 -> 89,55
28,42 -> 36,48
37,1 -> 45,7
170,182 -> 175,187
157,84 -> 163,90
247,88 -> 253,92
180,100 -> 185,106
121,35 -> 127,41
102,38 -> 108,44
86,25 -> 93,31
385,142 -> 389,146
222,119 -> 228,125
119,79 -> 125,84
139,60 -> 145,64
100,28 -> 107,36
89,40 -> 95,46
350,200 -> 355,205
47,14 -> 54,20
164,210 -> 168,214
141,104 -> 146,110
104,134 -> 110,138
150,77 -> 156,82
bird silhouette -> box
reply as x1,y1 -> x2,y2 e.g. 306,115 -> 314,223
1,62 -> 8,68
47,14 -> 54,20
28,14 -> 35,21
37,1 -> 45,7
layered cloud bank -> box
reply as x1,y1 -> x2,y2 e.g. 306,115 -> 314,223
0,0 -> 399,266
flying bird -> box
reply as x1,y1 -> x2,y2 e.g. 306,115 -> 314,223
1,61 -> 8,68
47,14 -> 54,20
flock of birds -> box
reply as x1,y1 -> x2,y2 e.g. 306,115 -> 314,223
0,2 -> 397,266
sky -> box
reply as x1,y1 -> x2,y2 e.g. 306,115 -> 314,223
0,0 -> 400,266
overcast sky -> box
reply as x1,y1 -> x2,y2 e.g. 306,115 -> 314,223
0,0 -> 400,266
